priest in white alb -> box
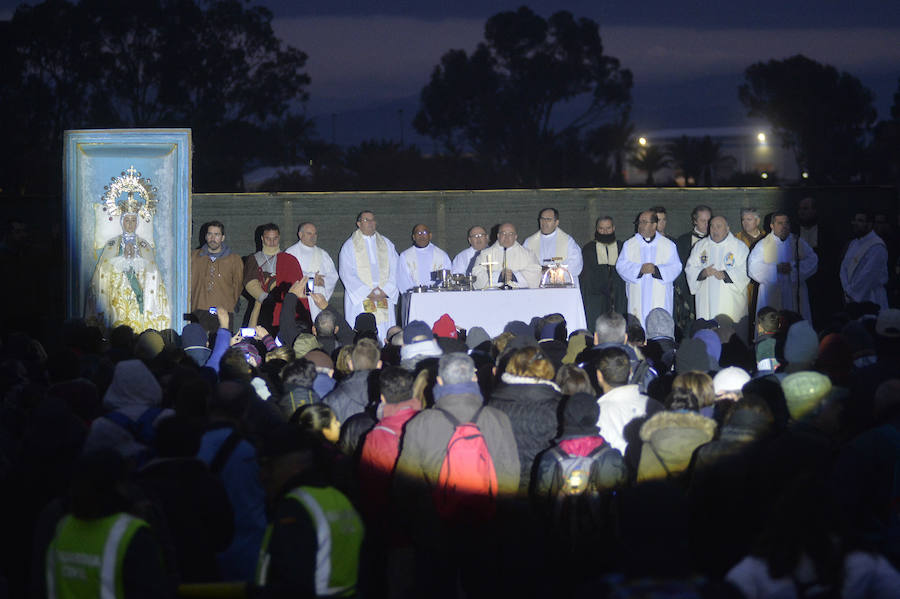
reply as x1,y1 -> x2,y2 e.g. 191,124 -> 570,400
523,207 -> 583,286
748,211 -> 818,321
685,216 -> 750,323
397,224 -> 452,291
471,223 -> 542,289
840,212 -> 888,310
615,210 -> 683,328
338,210 -> 400,341
284,221 -> 339,321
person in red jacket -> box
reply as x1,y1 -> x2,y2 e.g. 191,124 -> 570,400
358,367 -> 419,521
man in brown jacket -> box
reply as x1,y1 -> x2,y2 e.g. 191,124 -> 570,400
191,221 -> 244,321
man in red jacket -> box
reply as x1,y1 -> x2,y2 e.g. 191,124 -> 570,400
358,367 -> 419,521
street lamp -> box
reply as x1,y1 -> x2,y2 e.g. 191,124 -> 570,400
638,137 -> 647,146
757,132 -> 767,144
761,172 -> 769,180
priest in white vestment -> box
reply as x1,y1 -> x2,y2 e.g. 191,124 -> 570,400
338,210 -> 400,341
451,225 -> 490,275
685,216 -> 750,322
471,223 -> 542,289
397,224 -> 452,291
284,221 -> 339,321
615,210 -> 683,328
523,208 -> 583,287
840,212 -> 888,310
748,212 -> 818,321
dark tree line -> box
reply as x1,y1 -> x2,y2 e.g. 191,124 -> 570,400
0,0 -> 313,194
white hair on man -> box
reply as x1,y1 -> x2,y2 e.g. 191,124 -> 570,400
438,352 -> 476,385
594,312 -> 627,345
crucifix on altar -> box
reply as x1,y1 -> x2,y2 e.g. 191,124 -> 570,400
479,255 -> 499,289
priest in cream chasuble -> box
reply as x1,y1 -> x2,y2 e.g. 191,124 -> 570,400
685,216 -> 750,322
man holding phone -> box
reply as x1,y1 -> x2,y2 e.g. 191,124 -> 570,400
285,221 -> 339,322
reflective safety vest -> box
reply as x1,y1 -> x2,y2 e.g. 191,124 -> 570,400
46,513 -> 148,599
256,485 -> 364,597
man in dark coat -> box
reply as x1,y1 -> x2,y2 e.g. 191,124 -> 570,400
675,205 -> 712,339
580,216 -> 626,331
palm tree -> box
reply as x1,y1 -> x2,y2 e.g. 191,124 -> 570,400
666,135 -> 703,184
696,136 -> 736,186
629,145 -> 671,185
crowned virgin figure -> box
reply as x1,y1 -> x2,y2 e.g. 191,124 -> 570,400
85,167 -> 169,332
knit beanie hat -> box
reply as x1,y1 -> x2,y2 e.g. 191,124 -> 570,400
354,312 -> 377,333
466,326 -> 491,350
782,371 -> 832,420
181,323 -> 209,349
504,320 -> 533,338
676,338 -> 712,373
134,330 -> 165,361
713,366 -> 750,394
784,320 -> 818,365
562,334 -> 588,364
432,313 -> 459,339
292,333 -> 322,359
560,392 -> 600,436
233,340 -> 261,367
403,320 -> 433,344
646,308 -> 675,340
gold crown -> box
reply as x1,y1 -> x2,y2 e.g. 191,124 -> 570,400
101,165 -> 158,222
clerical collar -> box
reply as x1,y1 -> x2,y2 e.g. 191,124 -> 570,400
414,244 -> 432,252
541,230 -> 558,239
693,229 -> 707,239
642,234 -> 656,243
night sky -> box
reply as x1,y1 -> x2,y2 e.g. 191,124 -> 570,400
3,1 -> 899,147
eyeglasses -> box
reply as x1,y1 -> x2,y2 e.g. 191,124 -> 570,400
358,218 -> 375,223
498,231 -> 516,237
414,231 -> 430,236
469,233 -> 487,238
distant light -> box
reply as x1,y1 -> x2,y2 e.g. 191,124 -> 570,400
638,137 -> 647,146
801,171 -> 809,179
757,132 -> 767,144
761,172 -> 769,180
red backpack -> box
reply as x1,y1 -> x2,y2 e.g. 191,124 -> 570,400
432,406 -> 499,523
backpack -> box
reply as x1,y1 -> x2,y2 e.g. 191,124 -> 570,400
432,407 -> 498,523
548,444 -> 617,553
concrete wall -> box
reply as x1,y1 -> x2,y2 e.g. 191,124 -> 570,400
192,186 -> 897,317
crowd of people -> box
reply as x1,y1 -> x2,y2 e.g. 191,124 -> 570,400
2,199 -> 900,598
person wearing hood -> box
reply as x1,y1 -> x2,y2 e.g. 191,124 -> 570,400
532,392 -> 628,502
396,223 -> 452,292
580,216 -> 626,332
636,403 -> 717,483
181,322 -> 212,367
83,359 -> 174,460
685,216 -> 750,323
190,221 -> 244,323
